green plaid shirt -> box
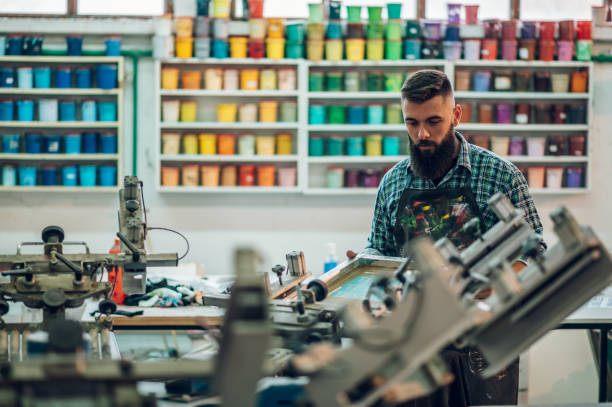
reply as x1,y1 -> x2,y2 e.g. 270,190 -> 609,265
366,132 -> 544,256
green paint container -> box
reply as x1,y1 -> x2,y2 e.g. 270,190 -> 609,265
366,71 -> 384,91
366,23 -> 384,40
309,137 -> 324,156
386,22 -> 403,40
367,6 -> 383,23
286,23 -> 305,43
405,21 -> 421,39
326,167 -> 345,188
325,71 -> 343,91
309,71 -> 324,91
328,105 -> 346,124
387,3 -> 402,19
576,40 -> 592,61
346,136 -> 364,156
384,72 -> 404,91
286,42 -> 304,59
385,40 -> 402,60
308,3 -> 324,23
386,103 -> 403,124
344,70 -> 360,91
326,136 -> 344,156
347,6 -> 362,23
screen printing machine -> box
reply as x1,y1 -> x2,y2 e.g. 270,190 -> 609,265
0,176 -> 610,406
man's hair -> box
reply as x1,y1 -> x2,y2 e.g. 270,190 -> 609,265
400,70 -> 453,104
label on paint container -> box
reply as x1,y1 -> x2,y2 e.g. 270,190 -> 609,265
494,77 -> 511,90
516,113 -> 528,124
48,141 -> 59,152
519,47 -> 529,59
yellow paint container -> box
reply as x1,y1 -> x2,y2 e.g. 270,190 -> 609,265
366,39 -> 384,60
213,0 -> 230,18
175,37 -> 193,58
256,135 -> 275,155
182,133 -> 198,154
201,165 -> 220,186
346,39 -> 365,61
161,132 -> 181,155
266,38 -> 285,59
240,69 -> 259,90
182,164 -> 199,186
221,165 -> 237,186
217,104 -> 237,122
259,100 -> 278,122
204,68 -> 223,90
249,19 -> 267,39
325,40 -> 343,61
161,68 -> 179,89
365,133 -> 383,156
180,101 -> 197,122
260,69 -> 277,90
276,133 -> 292,155
229,36 -> 248,58
307,40 -> 324,61
267,18 -> 285,38
199,133 -> 217,155
175,17 -> 194,38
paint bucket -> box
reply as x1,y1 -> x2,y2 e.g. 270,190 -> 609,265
527,167 -> 545,188
328,105 -> 346,124
238,103 -> 257,122
405,21 -> 421,38
490,136 -> 509,156
239,69 -> 259,90
493,70 -> 513,91
558,20 -> 575,41
366,39 -> 384,60
194,16 -> 210,37
551,104 -> 566,124
55,67 -> 72,88
239,165 -> 255,186
23,36 -> 42,56
534,71 -> 551,91
344,71 -> 359,91
197,133 -> 216,155
17,100 -> 34,121
17,67 -> 33,89
515,103 -> 531,124
367,6 -> 383,23
2,165 -> 18,186
246,0 -> 263,18
386,22 -> 403,41
568,104 -> 586,124
533,103 -> 551,124
347,23 -> 364,39
557,41 -> 574,61
277,167 -> 296,187
229,36 -> 248,58
260,69 -> 276,90
162,100 -> 180,122
382,136 -> 401,155
0,100 -> 14,121
325,40 -> 343,61
153,35 -> 175,58
162,133 -> 181,154
327,167 -> 344,188
249,19 -> 267,39
256,165 -> 275,186
78,165 -> 96,186
25,133 -> 42,153
327,22 -> 343,40
276,133 -> 292,154
223,69 -> 239,90
286,42 -> 303,58
309,104 -> 326,124
496,103 -> 513,124
464,4 -> 479,24
0,68 -> 14,88
423,21 -> 442,40
478,38 -> 497,60
443,41 -> 462,60
346,39 -> 365,61
346,169 -> 358,187
472,71 -> 491,92
7,35 -> 24,55
308,23 -> 326,40
502,40 -> 517,60
161,68 -> 179,90
217,104 -> 237,122
360,169 -> 380,187
182,133 -> 198,154
100,132 -> 117,153
38,99 -> 58,122
194,37 -> 210,57
346,137 -> 364,156
105,36 -> 122,56
455,70 -> 471,91
347,6 -> 362,23
267,18 -> 285,39
64,133 -> 81,154
501,20 -> 517,41
61,166 -> 77,186
97,65 -> 118,89
307,40 -> 324,61
348,105 -> 366,124
287,23 -> 305,42
509,137 -> 524,155
571,71 -> 588,93
41,166 -> 58,186
181,164 -> 199,186
569,134 -> 585,156
478,102 -> 494,123
546,134 -> 565,155
565,167 -> 583,188
309,137 -> 324,156
382,72 -> 402,92
218,133 -> 236,154
33,67 -> 51,88
176,37 -> 194,58
280,102 -> 297,122
458,102 -> 472,122
18,166 -> 37,186
518,39 -> 536,60
421,39 -> 441,59
197,104 -> 216,122
201,165 -> 220,186
367,105 -> 384,124
539,41 -> 555,61
576,20 -> 592,40
404,39 -> 421,59
366,71 -> 383,91
259,101 -> 278,122
385,40 -> 402,60
386,103 -> 402,124
82,133 -> 98,153
527,137 -> 546,156
278,69 -> 296,91
204,68 -> 223,90
544,167 -> 563,189
365,134 -> 382,156
212,0 -> 230,17
175,17 -> 194,38
576,40 -> 592,61
514,71 -> 532,92
181,70 -> 202,89
326,136 -> 344,155
81,100 -> 97,122
521,22 -> 537,39
220,165 -> 236,186
551,73 -> 570,93
386,2 -> 402,19
266,38 -> 285,59
66,35 -> 83,56
161,167 -> 180,186
97,165 -> 116,186
249,40 -> 266,58
98,102 -> 117,121
445,25 -> 460,42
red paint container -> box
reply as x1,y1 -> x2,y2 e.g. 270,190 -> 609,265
539,41 -> 555,61
502,40 -> 517,60
576,21 -> 592,40
551,104 -> 567,124
481,39 -> 498,60
539,22 -> 555,41
518,39 -> 536,60
239,165 -> 255,186
515,104 -> 531,124
569,134 -> 586,156
501,20 -> 517,41
248,39 -> 265,58
558,20 -> 575,41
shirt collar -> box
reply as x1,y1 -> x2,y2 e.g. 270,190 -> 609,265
406,131 -> 472,176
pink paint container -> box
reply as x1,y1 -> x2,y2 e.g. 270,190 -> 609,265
502,40 -> 517,60
495,103 -> 513,124
557,41 -> 574,61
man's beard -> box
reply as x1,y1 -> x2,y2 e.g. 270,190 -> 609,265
409,126 -> 458,180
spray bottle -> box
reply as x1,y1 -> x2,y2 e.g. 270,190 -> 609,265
324,242 -> 338,273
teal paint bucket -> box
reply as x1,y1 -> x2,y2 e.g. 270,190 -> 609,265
2,134 -> 20,153
59,101 -> 76,121
387,3 -> 402,19
346,136 -> 364,156
100,132 -> 117,153
309,137 -> 324,156
64,133 -> 81,154
82,132 -> 98,153
309,104 -> 326,124
96,64 -> 118,89
17,67 -> 33,89
79,165 -> 97,186
98,102 -> 117,121
81,100 -> 97,121
25,133 -> 42,153
44,135 -> 61,153
33,67 -> 52,88
309,71 -> 324,91
285,42 -> 303,58
286,23 -> 305,42
16,99 -> 34,121
2,165 -> 16,186
99,165 -> 117,186
405,21 -> 421,38
327,105 -> 346,124
41,165 -> 58,186
404,39 -> 422,59
18,166 -> 37,186
62,166 -> 77,186
383,136 -> 401,155
326,136 -> 344,156
326,22 -> 343,40
367,104 -> 385,124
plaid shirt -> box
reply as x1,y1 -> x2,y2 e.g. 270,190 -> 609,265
365,132 -> 544,256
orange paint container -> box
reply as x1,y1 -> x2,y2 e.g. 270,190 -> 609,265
182,164 -> 199,186
181,70 -> 202,89
571,71 -> 588,93
218,133 -> 236,154
239,165 -> 255,186
201,165 -> 220,186
221,165 -> 237,186
257,165 -> 276,186
161,167 -> 180,186
241,69 -> 259,90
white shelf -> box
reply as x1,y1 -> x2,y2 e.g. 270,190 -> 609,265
308,156 -> 405,164
308,91 -> 400,99
160,90 -> 299,97
0,56 -> 123,63
0,88 -> 121,96
160,122 -> 299,130
0,121 -> 119,128
159,186 -> 301,193
529,188 -> 588,195
161,58 -> 299,65
304,187 -> 378,195
0,153 -> 118,161
308,124 -> 405,132
504,156 -> 588,163
454,91 -> 589,100
0,186 -> 119,192
458,124 -> 588,132
453,60 -> 592,68
160,154 -> 298,163
308,60 -> 446,67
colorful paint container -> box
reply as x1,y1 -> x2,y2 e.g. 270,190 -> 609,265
326,22 -> 343,40
218,133 -> 236,154
347,6 -> 362,23
493,70 -> 513,91
100,132 -> 117,153
368,6 -> 383,23
95,65 -> 117,90
328,105 -> 346,124
238,103 -> 257,122
55,67 -> 71,88
521,22 -> 537,39
254,135 -> 274,155
421,39 -> 441,59
496,103 -> 513,124
576,40 -> 592,61
98,102 -> 117,121
473,71 -> 492,92
38,99 -> 58,122
18,166 -> 37,186
515,104 -> 531,124
41,166 -> 58,186
99,166 -> 117,186
194,37 -> 210,57
162,100 -> 180,122
309,137 -> 324,156
539,41 -> 555,62
367,23 -> 384,40
423,21 -> 442,41
161,167 -> 179,186
325,40 -> 343,61
229,36 -> 248,58
17,67 -> 33,89
182,133 -> 198,154
259,100 -> 278,122
0,100 -> 14,121
366,71 -> 383,91
260,69 -> 276,90
306,40 -> 324,61
219,165 -> 236,186
443,41 -> 462,60
325,71 -> 343,91
566,167 -> 583,188
64,133 -> 81,154
197,133 -> 216,155
181,70 -> 202,89
346,137 -> 364,156
17,100 -> 35,121
239,165 -> 255,186
211,39 -> 228,58
201,165 -> 220,186
327,136 -> 345,156
44,135 -> 61,153
266,38 -> 285,59
223,69 -> 239,90
385,40 -> 402,60
256,165 -> 275,187
66,36 -> 83,56
501,40 -> 517,60
267,18 -> 285,39
547,134 -> 566,155
478,103 -> 494,123
238,69 -> 258,91
25,133 -> 42,153
568,104 -> 586,124
7,36 -> 24,55
527,137 -> 546,156
367,105 -> 384,124
280,102 -> 297,122
326,167 -> 344,188
518,39 -> 536,61
217,104 -> 237,122
569,134 -> 586,156
365,134 -> 382,156
275,133 -> 292,155
78,165 -> 97,186
2,165 -> 16,186
480,39 -> 497,60
309,104 -> 326,124
383,72 -> 403,92
348,105 -> 366,124
403,39 -> 421,60
82,133 -> 98,153
277,167 -> 296,187
405,21 -> 421,38
533,103 -> 551,124
162,133 -> 180,155
33,67 -> 51,88
248,0 -> 263,18
383,136 -> 401,155
105,36 -> 121,56
386,103 -> 402,124
459,102 -> 472,122
278,69 -> 296,91
80,100 -> 96,122
557,41 -> 574,61
285,42 -> 303,59
501,20 -> 517,40
309,71 -> 324,91
366,39 -> 384,60
514,71 -> 532,92
576,20 -> 592,40
346,39 -> 365,61
307,23 -> 326,40
509,137 -> 525,156
287,23 -> 305,42
62,166 -> 78,186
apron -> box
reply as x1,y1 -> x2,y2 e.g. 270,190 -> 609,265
392,172 -> 519,407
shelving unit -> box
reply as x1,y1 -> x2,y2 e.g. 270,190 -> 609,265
0,56 -> 124,191
154,59 -> 593,195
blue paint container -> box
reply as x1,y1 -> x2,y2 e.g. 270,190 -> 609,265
25,133 -> 42,153
367,104 -> 385,124
82,132 -> 98,153
79,165 -> 97,186
347,105 -> 366,124
16,100 -> 34,121
212,39 -> 229,58
346,136 -> 364,156
309,137 -> 324,156
81,100 -> 97,121
24,36 -> 43,55
7,36 -> 24,55
41,166 -> 58,186
33,67 -> 52,88
66,36 -> 83,56
59,101 -> 76,121
473,71 -> 491,92
44,135 -> 61,154
2,165 -> 17,186
383,136 -> 401,155
96,65 -> 118,89
566,167 -> 583,188
403,39 -> 421,60
0,100 -> 14,120
75,68 -> 92,88
64,133 -> 81,154
99,166 -> 117,186
0,68 -> 15,87
105,36 -> 122,56
55,67 -> 72,88
309,104 -> 326,124
0,37 -> 4,56
568,105 -> 586,124
38,99 -> 58,122
62,166 -> 78,186
17,67 -> 33,89
100,132 -> 117,153
18,166 -> 37,186
2,134 -> 20,153
521,22 -> 537,39
98,102 -> 117,121
445,25 -> 460,41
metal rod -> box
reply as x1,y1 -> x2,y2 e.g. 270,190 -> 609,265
10,330 -> 19,362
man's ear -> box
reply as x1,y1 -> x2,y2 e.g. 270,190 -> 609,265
452,103 -> 462,127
